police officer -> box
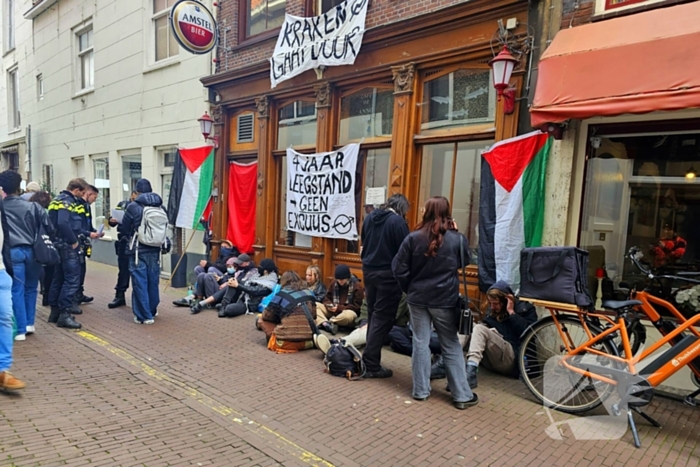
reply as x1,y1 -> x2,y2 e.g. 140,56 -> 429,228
107,191 -> 137,308
76,184 -> 102,305
47,179 -> 87,329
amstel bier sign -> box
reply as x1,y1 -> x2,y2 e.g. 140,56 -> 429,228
170,0 -> 218,55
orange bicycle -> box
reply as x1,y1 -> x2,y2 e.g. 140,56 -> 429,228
518,246 -> 700,447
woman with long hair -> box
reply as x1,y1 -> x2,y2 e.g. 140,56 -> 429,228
305,265 -> 327,302
392,196 -> 477,409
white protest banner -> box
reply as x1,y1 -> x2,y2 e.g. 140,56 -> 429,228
286,144 -> 360,240
270,0 -> 368,88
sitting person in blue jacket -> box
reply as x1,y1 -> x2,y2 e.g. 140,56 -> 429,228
463,280 -> 537,388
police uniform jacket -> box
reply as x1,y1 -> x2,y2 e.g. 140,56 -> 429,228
48,190 -> 85,246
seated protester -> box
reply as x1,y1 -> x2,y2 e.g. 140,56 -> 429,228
173,240 -> 239,307
316,265 -> 364,335
257,270 -> 319,353
189,254 -> 259,314
194,257 -> 237,301
305,265 -> 327,302
462,281 -> 537,388
217,258 -> 279,318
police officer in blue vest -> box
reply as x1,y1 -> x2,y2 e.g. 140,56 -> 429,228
47,179 -> 87,329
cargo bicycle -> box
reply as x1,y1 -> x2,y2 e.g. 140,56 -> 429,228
517,247 -> 700,447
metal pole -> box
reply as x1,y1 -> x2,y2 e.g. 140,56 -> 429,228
163,227 -> 197,291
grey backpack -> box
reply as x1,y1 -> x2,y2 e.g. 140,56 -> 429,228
136,206 -> 168,248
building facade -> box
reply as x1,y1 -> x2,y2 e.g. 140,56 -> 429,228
203,0 -> 539,304
0,0 -> 213,272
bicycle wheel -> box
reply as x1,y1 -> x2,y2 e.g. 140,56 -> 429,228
519,316 -> 619,414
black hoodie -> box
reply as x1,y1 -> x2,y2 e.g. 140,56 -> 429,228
361,209 -> 409,271
483,280 -> 538,359
122,192 -> 165,255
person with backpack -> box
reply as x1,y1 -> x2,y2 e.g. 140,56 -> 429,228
121,179 -> 167,324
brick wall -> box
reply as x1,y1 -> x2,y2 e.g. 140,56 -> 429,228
560,0 -> 596,28
215,0 -> 473,73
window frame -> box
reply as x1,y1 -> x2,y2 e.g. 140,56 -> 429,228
307,0 -> 345,15
337,84 -> 395,145
91,155 -> 111,233
276,99 -> 318,151
7,65 -> 20,130
152,0 -> 179,64
36,74 -> 44,101
238,0 -> 286,44
3,0 -> 15,54
74,22 -> 94,94
604,0 -> 650,10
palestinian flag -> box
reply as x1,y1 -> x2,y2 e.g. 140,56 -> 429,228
167,146 -> 215,230
478,131 -> 552,292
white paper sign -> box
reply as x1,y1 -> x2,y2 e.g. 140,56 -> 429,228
270,0 -> 369,88
365,187 -> 386,206
286,144 -> 359,240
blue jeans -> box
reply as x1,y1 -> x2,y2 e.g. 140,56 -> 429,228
409,304 -> 474,403
11,246 -> 41,335
0,269 -> 15,372
129,252 -> 161,322
49,246 -> 81,310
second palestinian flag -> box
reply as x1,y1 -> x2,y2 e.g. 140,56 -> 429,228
478,131 -> 552,292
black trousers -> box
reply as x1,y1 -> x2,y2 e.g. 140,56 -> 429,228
362,268 -> 403,372
78,258 -> 86,296
114,241 -> 130,294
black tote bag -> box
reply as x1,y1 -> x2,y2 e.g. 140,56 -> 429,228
33,208 -> 60,266
519,247 -> 593,309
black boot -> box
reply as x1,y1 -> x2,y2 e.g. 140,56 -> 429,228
430,355 -> 446,380
48,307 -> 61,324
466,364 -> 478,389
57,312 -> 82,329
108,292 -> 126,309
78,294 -> 94,304
69,304 -> 83,315
42,295 -> 49,307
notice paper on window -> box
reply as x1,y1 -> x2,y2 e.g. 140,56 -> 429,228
110,209 -> 125,224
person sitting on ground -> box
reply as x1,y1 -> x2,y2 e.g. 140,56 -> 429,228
257,270 -> 323,353
305,265 -> 327,302
173,241 -> 239,307
218,258 -> 279,318
195,240 -> 239,276
460,281 -> 537,388
193,256 -> 238,301
189,254 -> 259,314
316,265 -> 364,335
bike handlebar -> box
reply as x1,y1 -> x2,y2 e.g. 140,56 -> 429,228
626,247 -> 700,285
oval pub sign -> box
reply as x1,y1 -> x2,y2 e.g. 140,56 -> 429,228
170,0 -> 218,55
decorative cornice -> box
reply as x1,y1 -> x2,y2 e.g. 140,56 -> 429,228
255,96 -> 269,119
391,62 -> 415,95
314,82 -> 331,109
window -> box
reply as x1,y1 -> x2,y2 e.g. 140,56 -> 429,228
580,131 -> 700,309
7,67 -> 19,129
159,147 -> 177,242
92,156 -> 111,229
339,87 -> 394,144
153,0 -> 179,62
421,69 -> 495,133
418,141 -> 493,262
2,150 -> 19,171
277,101 -> 317,149
605,0 -> 650,9
3,0 -> 15,53
316,0 -> 343,13
37,74 -> 44,101
245,0 -> 286,38
121,154 -> 142,199
42,164 -> 54,195
77,27 -> 94,91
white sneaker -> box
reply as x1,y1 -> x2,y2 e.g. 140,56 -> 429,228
143,319 -> 154,325
26,325 -> 35,334
14,334 -> 26,341
134,317 -> 142,324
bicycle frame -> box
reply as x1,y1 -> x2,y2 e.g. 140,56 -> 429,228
549,292 -> 700,389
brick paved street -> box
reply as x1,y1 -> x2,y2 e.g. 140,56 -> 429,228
1,261 -> 699,467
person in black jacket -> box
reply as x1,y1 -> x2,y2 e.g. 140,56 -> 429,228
361,193 -> 410,378
121,179 -> 165,324
463,280 -> 537,388
216,258 -> 279,318
392,196 -> 477,409
0,192 -> 24,391
107,191 -> 137,309
0,171 -> 53,340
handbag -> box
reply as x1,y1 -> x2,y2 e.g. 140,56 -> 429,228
519,247 -> 593,309
457,236 -> 473,336
32,207 -> 60,266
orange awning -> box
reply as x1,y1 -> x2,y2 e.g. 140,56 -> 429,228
530,2 -> 700,128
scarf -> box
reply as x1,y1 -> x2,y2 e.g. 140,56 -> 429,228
332,277 -> 357,306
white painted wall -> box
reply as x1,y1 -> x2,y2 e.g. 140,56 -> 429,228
0,0 -> 216,261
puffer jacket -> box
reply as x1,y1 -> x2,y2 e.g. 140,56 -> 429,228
392,229 -> 469,308
236,272 -> 279,313
3,195 -> 54,247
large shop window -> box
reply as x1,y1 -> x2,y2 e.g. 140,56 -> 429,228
334,148 -> 391,254
339,88 -> 394,144
277,101 -> 317,149
418,141 -> 492,262
580,132 -> 700,302
121,154 -> 142,200
245,0 -> 286,38
92,156 -> 111,230
421,69 -> 495,134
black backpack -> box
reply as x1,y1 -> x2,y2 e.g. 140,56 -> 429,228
323,341 -> 365,380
